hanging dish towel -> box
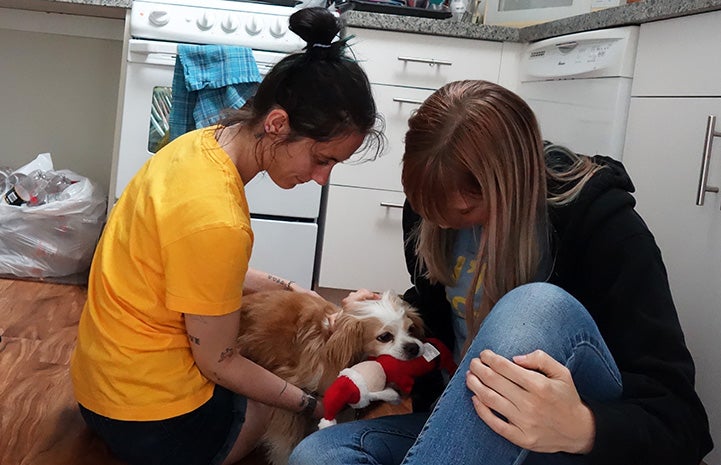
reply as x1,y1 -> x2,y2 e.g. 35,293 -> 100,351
169,44 -> 262,141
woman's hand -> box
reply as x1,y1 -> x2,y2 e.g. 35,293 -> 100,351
466,349 -> 595,454
341,288 -> 382,308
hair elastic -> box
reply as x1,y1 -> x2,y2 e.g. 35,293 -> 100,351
311,43 -> 332,48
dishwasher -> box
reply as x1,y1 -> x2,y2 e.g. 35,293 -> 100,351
517,26 -> 639,160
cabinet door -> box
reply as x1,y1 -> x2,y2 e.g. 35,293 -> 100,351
623,97 -> 721,465
633,10 -> 721,97
330,85 -> 434,192
347,27 -> 503,90
319,186 -> 410,293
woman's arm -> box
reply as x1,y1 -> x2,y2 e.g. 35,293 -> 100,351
184,310 -> 323,418
243,268 -> 320,297
559,196 -> 712,465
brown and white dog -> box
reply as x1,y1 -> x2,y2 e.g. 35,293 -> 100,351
237,289 -> 424,465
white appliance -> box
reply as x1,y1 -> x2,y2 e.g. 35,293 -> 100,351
483,0 -> 593,27
111,0 -> 321,289
517,26 -> 639,160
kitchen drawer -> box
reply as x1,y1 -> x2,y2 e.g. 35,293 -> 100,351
347,27 -> 503,89
319,186 -> 410,293
330,84 -> 434,192
632,10 -> 721,97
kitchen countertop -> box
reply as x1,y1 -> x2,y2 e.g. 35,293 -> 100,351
343,0 -> 721,42
2,0 -> 720,40
0,0 -> 131,19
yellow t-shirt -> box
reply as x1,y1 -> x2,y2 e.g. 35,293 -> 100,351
71,127 -> 253,421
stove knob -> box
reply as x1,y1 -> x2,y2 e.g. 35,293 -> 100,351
221,15 -> 239,33
245,17 -> 263,36
196,12 -> 215,31
269,20 -> 286,38
148,10 -> 170,27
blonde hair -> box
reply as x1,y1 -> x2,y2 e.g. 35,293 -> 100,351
402,80 -> 603,350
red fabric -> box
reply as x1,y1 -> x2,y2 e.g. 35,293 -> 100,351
322,375 -> 360,421
375,338 -> 457,394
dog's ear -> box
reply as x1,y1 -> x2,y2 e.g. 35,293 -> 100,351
385,291 -> 427,338
324,315 -> 367,369
408,308 -> 426,338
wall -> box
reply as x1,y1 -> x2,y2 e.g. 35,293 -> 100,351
0,9 -> 124,194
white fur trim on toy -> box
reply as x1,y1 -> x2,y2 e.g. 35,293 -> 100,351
318,418 -> 337,429
339,367 -> 371,408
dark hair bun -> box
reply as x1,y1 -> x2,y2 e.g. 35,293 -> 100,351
289,7 -> 341,48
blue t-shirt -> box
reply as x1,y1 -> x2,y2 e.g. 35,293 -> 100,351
444,225 -> 483,362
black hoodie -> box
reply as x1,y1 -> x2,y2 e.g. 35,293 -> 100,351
402,154 -> 713,465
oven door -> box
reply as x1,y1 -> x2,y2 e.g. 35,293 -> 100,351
114,39 -> 322,288
114,39 -> 322,219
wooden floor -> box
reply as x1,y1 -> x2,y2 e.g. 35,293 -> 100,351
0,278 -> 408,465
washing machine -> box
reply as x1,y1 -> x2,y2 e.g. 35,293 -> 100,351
517,26 -> 639,160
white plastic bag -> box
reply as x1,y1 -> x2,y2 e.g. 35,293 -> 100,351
0,154 -> 106,278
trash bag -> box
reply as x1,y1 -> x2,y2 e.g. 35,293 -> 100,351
0,154 -> 106,278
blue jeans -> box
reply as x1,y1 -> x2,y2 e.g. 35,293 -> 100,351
289,283 -> 623,465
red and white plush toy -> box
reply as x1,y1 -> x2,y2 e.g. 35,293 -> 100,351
318,338 -> 457,428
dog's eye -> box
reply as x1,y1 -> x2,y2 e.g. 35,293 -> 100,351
376,332 -> 394,343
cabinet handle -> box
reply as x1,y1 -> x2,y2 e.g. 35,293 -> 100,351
380,201 -> 404,209
392,97 -> 425,106
397,56 -> 453,67
696,115 -> 721,207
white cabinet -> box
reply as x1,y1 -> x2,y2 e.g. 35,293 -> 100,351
318,28 -> 504,292
346,28 -> 505,90
319,187 -> 407,292
331,85 -> 434,192
622,11 -> 721,465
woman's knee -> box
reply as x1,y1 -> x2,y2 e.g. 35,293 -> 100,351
471,283 -> 596,357
288,432 -> 323,465
490,283 -> 591,329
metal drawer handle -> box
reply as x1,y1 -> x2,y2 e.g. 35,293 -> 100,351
397,56 -> 453,67
380,201 -> 404,209
392,97 -> 425,106
696,115 -> 721,207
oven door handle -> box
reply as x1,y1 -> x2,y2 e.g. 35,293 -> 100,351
128,39 -> 178,66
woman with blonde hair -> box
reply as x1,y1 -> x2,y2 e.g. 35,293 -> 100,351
290,80 -> 712,465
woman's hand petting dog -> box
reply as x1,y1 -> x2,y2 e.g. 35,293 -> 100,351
466,349 -> 595,455
342,288 -> 382,308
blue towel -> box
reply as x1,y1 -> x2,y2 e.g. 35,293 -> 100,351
168,45 -> 262,141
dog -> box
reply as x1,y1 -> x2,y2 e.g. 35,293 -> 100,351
237,289 -> 424,465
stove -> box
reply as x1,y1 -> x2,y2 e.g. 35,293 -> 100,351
130,0 -> 306,52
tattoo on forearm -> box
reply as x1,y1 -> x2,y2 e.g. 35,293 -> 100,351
218,347 -> 234,363
267,274 -> 288,288
188,334 -> 200,345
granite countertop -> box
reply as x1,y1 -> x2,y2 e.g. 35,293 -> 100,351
0,0 -> 131,19
3,0 -> 721,40
343,0 -> 721,42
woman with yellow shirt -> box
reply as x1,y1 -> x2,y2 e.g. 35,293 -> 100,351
70,8 -> 381,465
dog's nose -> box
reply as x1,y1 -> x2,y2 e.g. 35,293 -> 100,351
403,342 -> 421,359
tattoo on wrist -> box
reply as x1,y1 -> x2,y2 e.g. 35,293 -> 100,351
299,392 -> 317,416
218,347 -> 234,363
187,334 -> 200,345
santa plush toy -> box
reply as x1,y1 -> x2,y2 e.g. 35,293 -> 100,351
318,337 -> 457,428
